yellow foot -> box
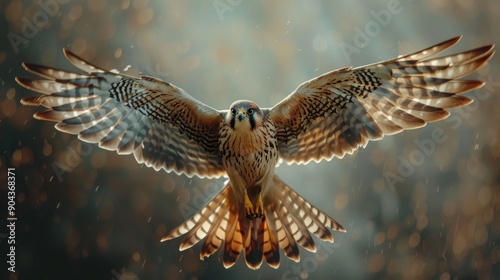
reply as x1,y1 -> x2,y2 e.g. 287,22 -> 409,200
244,192 -> 263,220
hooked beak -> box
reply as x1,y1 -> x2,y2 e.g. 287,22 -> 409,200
237,110 -> 246,121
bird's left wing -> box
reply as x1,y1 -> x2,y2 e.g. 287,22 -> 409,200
267,36 -> 494,165
17,49 -> 226,178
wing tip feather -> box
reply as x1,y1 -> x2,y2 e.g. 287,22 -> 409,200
20,96 -> 43,106
160,236 -> 171,242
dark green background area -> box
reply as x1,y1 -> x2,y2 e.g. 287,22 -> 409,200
1,0 -> 499,279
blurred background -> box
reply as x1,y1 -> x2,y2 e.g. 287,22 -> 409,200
1,0 -> 499,279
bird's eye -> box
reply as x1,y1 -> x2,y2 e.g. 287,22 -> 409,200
231,108 -> 236,115
248,108 -> 254,114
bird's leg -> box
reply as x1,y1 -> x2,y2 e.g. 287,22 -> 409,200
244,191 -> 255,220
244,186 -> 263,220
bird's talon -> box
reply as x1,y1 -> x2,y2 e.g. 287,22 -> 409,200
244,190 -> 264,220
245,210 -> 256,220
244,205 -> 262,220
244,193 -> 255,219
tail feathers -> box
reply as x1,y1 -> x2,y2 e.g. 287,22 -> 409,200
161,184 -> 231,250
274,176 -> 346,242
261,215 -> 280,268
199,200 -> 230,259
266,206 -> 300,261
243,217 -> 264,269
162,175 -> 345,269
222,212 -> 243,268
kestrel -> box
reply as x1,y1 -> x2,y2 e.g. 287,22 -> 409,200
17,36 -> 494,269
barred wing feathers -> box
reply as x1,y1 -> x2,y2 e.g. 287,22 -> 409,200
17,49 -> 226,178
268,36 -> 494,164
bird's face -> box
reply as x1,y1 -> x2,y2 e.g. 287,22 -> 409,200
227,100 -> 263,131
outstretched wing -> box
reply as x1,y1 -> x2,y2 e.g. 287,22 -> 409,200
267,36 -> 494,164
17,49 -> 226,178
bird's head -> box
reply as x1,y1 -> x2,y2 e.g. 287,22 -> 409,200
226,100 -> 263,131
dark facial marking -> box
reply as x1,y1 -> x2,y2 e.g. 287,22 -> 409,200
249,112 -> 256,130
230,109 -> 236,129
228,101 -> 261,130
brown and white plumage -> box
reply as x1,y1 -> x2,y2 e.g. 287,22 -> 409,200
269,36 -> 494,164
18,51 -> 225,178
17,36 -> 494,269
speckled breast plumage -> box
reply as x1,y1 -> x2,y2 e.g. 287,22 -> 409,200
219,115 -> 278,196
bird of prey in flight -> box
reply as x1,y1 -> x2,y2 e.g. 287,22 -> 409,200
17,36 -> 494,269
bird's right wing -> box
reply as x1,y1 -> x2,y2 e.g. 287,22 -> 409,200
18,49 -> 226,178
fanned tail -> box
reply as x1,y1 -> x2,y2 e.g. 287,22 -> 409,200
161,183 -> 233,252
162,176 -> 345,269
264,176 -> 345,261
